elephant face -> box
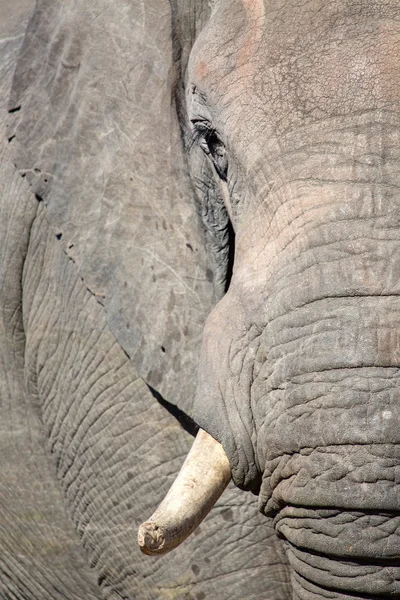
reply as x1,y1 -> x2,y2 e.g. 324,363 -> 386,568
189,0 -> 400,483
150,1 -> 400,597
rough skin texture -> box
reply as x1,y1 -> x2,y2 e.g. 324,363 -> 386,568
5,0 -> 400,598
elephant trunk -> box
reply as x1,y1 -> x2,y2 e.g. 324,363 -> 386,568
138,428 -> 231,555
276,499 -> 400,598
254,170 -> 400,594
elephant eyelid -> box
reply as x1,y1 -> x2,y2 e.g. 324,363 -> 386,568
189,119 -> 228,182
188,119 -> 215,151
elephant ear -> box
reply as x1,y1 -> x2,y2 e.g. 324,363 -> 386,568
9,0 -> 213,415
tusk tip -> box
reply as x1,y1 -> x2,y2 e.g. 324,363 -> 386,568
138,522 -> 166,556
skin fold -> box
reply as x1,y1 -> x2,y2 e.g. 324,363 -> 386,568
3,0 -> 400,599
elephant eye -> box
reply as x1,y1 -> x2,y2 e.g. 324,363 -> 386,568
191,120 -> 228,181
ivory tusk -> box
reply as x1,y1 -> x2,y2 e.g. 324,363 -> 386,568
138,428 -> 231,556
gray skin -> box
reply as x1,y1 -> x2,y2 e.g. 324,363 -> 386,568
3,0 -> 400,598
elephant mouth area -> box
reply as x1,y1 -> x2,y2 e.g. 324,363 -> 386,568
260,443 -> 400,517
285,532 -> 400,599
259,444 -> 400,597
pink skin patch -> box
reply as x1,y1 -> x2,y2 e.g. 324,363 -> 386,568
237,0 -> 265,77
196,60 -> 209,80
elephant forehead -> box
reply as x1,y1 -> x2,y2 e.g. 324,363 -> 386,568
191,0 -> 400,140
192,0 -> 263,84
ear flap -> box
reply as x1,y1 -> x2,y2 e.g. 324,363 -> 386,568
10,0 -> 213,416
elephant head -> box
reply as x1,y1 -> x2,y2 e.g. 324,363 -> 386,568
138,1 -> 400,598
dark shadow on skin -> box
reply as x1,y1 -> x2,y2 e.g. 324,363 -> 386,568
225,220 -> 235,293
147,384 -> 199,437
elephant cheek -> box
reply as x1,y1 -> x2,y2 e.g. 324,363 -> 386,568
193,292 -> 261,495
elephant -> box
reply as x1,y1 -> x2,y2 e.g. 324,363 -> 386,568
3,0 -> 400,599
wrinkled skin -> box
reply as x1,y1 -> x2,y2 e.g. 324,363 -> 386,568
3,0 -> 400,598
